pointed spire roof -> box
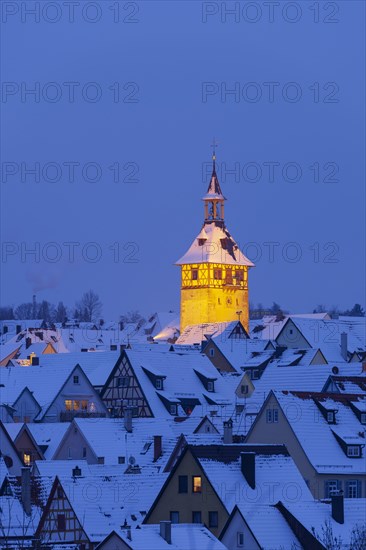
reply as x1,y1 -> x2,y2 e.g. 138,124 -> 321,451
203,148 -> 225,201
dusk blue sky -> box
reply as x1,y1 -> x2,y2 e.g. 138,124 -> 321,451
1,1 -> 365,320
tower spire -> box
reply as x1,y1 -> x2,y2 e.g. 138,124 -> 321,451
210,137 -> 218,173
204,139 -> 225,223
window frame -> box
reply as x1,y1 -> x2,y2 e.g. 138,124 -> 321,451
237,532 -> 244,547
208,511 -> 218,528
192,511 -> 202,524
178,475 -> 188,494
57,514 -> 66,531
192,475 -> 202,494
170,511 -> 180,524
73,375 -> 79,385
347,445 -> 361,457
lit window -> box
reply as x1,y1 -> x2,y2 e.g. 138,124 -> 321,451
192,476 -> 202,493
347,446 -> 361,457
73,375 -> 79,384
237,532 -> 244,547
209,511 -> 218,528
170,511 -> 179,523
192,511 -> 202,523
23,453 -> 31,466
65,400 -> 72,411
81,400 -> 88,411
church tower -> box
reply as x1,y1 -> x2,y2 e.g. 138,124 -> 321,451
176,146 -> 254,333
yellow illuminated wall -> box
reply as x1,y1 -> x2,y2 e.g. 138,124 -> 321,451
180,263 -> 249,332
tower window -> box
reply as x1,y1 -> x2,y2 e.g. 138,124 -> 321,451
236,270 -> 243,281
191,269 -> 198,280
214,269 -> 222,280
198,238 -> 206,246
218,298 -> 221,305
227,298 -> 232,305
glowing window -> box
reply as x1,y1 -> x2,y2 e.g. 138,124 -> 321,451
192,476 -> 202,493
23,453 -> 31,466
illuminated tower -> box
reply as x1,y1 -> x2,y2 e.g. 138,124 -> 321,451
176,146 -> 254,333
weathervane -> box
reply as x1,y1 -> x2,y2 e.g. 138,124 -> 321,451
210,137 -> 218,161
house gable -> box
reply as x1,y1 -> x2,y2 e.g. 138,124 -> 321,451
276,319 -> 312,349
12,387 -> 41,423
101,351 -> 154,417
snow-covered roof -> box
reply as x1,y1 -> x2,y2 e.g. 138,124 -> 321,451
282,499 -> 366,546
272,391 -> 366,474
176,321 -> 244,345
26,423 -> 69,459
176,222 -> 254,266
191,444 -> 313,512
120,350 -> 236,417
100,524 -> 226,549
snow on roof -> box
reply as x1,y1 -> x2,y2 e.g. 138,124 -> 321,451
26,423 -> 69,459
55,470 -> 168,541
191,444 -> 312,512
283,499 -> 366,545
273,391 -> 366,474
176,321 -> 241,345
279,317 -> 366,361
34,460 -> 92,477
31,350 -> 120,387
108,524 -> 226,549
209,338 -> 271,371
232,504 -> 302,550
0,495 -> 39,538
176,222 -> 254,266
123,350 -> 235,416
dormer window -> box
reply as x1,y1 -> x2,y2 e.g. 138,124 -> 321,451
155,378 -> 163,390
207,381 -> 214,392
347,446 -> 361,457
361,413 -> 366,425
170,404 -> 177,416
327,411 -> 335,424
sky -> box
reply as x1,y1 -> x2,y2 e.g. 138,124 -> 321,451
1,0 -> 365,320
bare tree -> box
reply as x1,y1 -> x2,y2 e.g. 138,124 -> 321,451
14,303 -> 34,320
76,290 -> 102,322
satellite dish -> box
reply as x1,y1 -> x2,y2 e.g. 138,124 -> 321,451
332,366 -> 339,374
129,456 -> 136,466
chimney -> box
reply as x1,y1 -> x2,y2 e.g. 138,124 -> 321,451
31,356 -> 39,366
331,491 -> 344,524
124,407 -> 133,433
21,467 -> 31,515
32,294 -> 37,319
16,324 -> 22,335
25,337 -> 32,349
241,452 -> 256,489
223,419 -> 233,444
153,435 -> 162,462
160,521 -> 172,544
340,332 -> 348,361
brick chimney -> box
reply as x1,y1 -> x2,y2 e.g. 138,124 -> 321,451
331,491 -> 344,524
21,467 -> 31,515
160,521 -> 172,544
153,435 -> 162,462
240,452 -> 255,489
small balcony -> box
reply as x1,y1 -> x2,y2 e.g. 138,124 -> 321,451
60,411 -> 107,422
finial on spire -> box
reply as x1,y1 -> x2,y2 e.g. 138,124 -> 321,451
210,137 -> 218,169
